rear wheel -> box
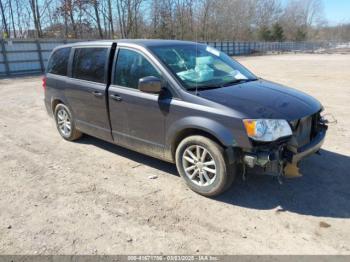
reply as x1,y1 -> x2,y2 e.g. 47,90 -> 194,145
54,104 -> 82,141
175,135 -> 236,197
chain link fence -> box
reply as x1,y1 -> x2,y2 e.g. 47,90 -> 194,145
0,39 -> 339,78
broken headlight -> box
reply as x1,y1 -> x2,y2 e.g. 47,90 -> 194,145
243,119 -> 292,142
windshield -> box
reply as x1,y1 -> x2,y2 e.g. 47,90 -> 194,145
150,44 -> 257,90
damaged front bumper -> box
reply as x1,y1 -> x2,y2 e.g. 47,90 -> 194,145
285,127 -> 326,163
242,118 -> 328,178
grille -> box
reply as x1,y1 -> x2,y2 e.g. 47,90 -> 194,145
289,113 -> 320,148
294,116 -> 312,147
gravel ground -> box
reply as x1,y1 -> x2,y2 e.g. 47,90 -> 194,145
0,54 -> 349,255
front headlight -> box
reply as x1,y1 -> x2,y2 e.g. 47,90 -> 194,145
243,119 -> 292,142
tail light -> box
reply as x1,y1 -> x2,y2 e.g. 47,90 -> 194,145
42,76 -> 47,91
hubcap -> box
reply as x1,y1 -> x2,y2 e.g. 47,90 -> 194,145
182,145 -> 217,186
57,108 -> 71,136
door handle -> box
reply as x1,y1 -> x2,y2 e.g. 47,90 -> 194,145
110,94 -> 122,101
92,91 -> 103,97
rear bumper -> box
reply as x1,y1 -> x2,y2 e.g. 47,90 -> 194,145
289,128 -> 326,163
44,99 -> 53,117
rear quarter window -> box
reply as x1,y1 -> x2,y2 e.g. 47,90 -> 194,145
72,47 -> 108,83
47,47 -> 71,76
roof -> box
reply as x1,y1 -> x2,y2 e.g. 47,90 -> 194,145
60,39 -> 200,48
116,39 -> 198,47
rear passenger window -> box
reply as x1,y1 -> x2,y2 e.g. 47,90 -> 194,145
72,48 -> 108,83
47,47 -> 71,76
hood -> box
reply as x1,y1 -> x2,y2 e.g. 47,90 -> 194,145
198,79 -> 322,121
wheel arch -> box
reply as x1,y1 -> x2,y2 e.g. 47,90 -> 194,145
171,128 -> 224,159
51,99 -> 64,113
168,117 -> 236,161
51,95 -> 71,114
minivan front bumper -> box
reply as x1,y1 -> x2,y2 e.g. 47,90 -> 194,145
242,124 -> 327,177
286,127 -> 326,163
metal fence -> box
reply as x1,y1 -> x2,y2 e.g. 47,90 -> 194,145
0,39 -> 83,78
0,39 -> 335,78
201,41 -> 333,55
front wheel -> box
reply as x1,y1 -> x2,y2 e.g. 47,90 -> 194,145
175,135 -> 236,197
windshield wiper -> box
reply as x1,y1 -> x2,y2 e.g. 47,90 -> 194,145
221,78 -> 258,87
186,85 -> 222,91
186,78 -> 258,91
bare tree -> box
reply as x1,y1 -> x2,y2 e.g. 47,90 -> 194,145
150,0 -> 175,39
281,0 -> 325,40
197,0 -> 213,41
29,0 -> 43,37
254,0 -> 282,27
0,0 -> 9,37
107,0 -> 114,37
173,0 -> 195,40
2,0 -> 348,42
8,0 -> 17,37
91,0 -> 103,38
115,0 -> 144,38
13,0 -> 31,37
302,0 -> 325,27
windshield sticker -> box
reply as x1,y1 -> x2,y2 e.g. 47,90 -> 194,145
230,70 -> 248,80
206,46 -> 221,57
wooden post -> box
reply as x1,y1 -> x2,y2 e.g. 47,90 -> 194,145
36,40 -> 45,73
1,39 -> 10,76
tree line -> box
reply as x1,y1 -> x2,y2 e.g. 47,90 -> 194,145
0,0 -> 349,42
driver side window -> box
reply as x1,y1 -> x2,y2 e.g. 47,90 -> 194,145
114,48 -> 161,89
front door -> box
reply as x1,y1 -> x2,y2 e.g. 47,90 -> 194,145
108,48 -> 168,158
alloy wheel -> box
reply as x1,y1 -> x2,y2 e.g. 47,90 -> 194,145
182,145 -> 217,186
57,108 -> 72,137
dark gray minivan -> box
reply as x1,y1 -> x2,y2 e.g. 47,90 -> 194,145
44,40 -> 328,196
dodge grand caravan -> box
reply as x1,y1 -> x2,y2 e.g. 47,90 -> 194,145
44,40 -> 328,196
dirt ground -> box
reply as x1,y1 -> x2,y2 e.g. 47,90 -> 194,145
0,54 -> 349,255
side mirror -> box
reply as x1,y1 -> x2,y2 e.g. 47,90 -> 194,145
138,76 -> 162,94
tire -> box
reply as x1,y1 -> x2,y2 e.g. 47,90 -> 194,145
175,135 -> 236,197
54,103 -> 82,141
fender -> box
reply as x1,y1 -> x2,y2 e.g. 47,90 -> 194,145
50,94 -> 70,114
45,73 -> 71,115
166,116 -> 237,149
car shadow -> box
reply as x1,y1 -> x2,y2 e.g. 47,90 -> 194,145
77,135 -> 350,218
77,135 -> 178,176
216,149 -> 350,218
